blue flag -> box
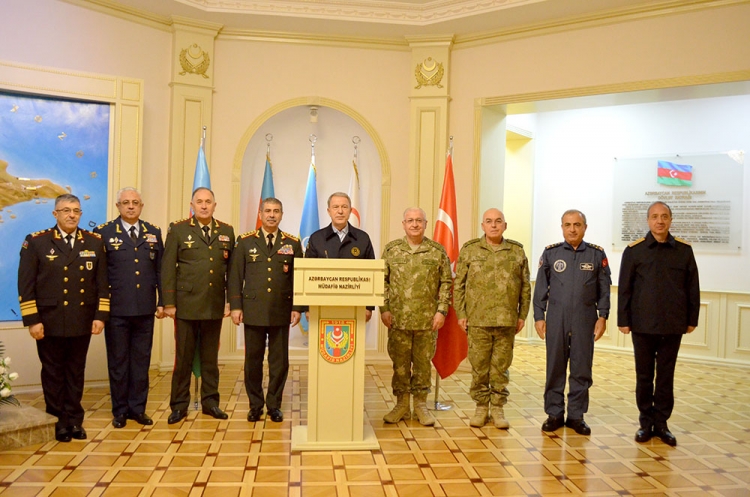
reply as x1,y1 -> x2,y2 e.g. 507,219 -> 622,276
190,133 -> 211,378
299,157 -> 320,251
255,154 -> 276,229
298,155 -> 320,336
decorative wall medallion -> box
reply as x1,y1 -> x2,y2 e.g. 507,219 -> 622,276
414,57 -> 444,89
179,44 -> 211,78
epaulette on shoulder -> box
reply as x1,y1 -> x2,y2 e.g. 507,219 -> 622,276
506,238 -> 524,248
143,221 -> 160,231
281,231 -> 299,241
462,238 -> 480,249
588,243 -> 605,252
31,228 -> 54,238
81,229 -> 101,239
384,239 -> 403,251
425,238 -> 446,251
172,217 -> 190,225
674,237 -> 692,246
96,220 -> 114,230
545,242 -> 563,250
628,237 -> 646,248
239,230 -> 259,239
215,219 -> 233,228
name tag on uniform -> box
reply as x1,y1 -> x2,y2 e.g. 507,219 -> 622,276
580,262 -> 594,271
146,234 -> 158,243
79,250 -> 97,258
278,244 -> 294,255
219,235 -> 230,242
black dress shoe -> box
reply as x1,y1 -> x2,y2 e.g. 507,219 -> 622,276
168,409 -> 187,424
565,418 -> 591,436
247,408 -> 264,422
128,412 -> 154,425
69,425 -> 87,440
268,408 -> 284,423
541,415 -> 564,432
112,415 -> 127,429
55,427 -> 72,443
654,427 -> 677,446
202,406 -> 229,420
635,427 -> 653,443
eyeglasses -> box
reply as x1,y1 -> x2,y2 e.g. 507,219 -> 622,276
404,218 -> 425,225
118,200 -> 142,206
56,208 -> 82,215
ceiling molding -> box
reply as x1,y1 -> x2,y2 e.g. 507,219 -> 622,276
218,28 -> 410,50
454,0 -> 750,48
60,0 -> 173,31
174,0 -> 545,25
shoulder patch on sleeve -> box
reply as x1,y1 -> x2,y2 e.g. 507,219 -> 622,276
628,237 -> 646,248
280,231 -> 299,241
674,237 -> 692,246
506,238 -> 524,248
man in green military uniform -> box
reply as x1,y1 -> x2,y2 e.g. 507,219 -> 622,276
162,187 -> 235,424
454,208 -> 531,429
380,207 -> 452,426
228,197 -> 306,424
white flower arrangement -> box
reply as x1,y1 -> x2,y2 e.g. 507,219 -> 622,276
0,342 -> 20,407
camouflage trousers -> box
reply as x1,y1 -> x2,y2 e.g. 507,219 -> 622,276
468,326 -> 515,406
387,328 -> 437,396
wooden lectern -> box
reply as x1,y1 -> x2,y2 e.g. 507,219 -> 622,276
291,258 -> 384,451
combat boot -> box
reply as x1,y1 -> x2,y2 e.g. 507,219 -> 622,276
413,395 -> 436,426
490,406 -> 510,429
470,404 -> 489,427
383,394 -> 410,423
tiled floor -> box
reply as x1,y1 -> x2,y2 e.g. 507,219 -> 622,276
1,343 -> 749,496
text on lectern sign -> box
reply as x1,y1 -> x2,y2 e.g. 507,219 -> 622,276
305,272 -> 374,294
319,319 -> 356,364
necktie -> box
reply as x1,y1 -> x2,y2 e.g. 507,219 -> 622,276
66,234 -> 74,249
267,233 -> 274,251
203,226 -> 210,240
129,226 -> 138,243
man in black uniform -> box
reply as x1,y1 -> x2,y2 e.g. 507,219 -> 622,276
533,210 -> 610,436
95,187 -> 164,428
618,201 -> 699,447
18,193 -> 109,442
228,198 -> 306,423
162,187 -> 235,424
305,192 -> 375,321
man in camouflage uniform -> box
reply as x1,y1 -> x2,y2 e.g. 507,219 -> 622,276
454,208 -> 531,429
380,208 -> 452,426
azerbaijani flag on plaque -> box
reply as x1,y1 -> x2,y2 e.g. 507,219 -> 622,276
657,160 -> 693,186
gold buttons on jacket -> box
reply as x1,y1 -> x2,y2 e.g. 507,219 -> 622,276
267,288 -> 272,293
135,271 -> 140,276
63,289 -> 68,294
64,301 -> 68,306
64,277 -> 69,282
63,267 -> 68,272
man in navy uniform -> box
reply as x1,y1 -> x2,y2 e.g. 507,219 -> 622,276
95,187 -> 164,428
533,209 -> 611,436
305,192 -> 375,321
162,187 -> 235,424
228,198 -> 306,423
618,201 -> 700,446
18,193 -> 109,442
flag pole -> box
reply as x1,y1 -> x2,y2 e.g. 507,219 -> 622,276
266,132 -> 273,156
432,135 -> 455,412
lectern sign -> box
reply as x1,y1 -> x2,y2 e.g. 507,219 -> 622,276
319,319 -> 356,364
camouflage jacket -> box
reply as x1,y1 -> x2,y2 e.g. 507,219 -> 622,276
380,237 -> 452,330
454,236 -> 531,327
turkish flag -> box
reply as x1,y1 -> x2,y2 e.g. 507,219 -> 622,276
431,151 -> 468,379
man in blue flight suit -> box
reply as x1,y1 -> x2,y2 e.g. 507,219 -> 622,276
95,187 -> 164,429
533,209 -> 611,435
305,192 -> 375,321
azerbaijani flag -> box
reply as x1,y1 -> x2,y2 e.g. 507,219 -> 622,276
657,160 -> 693,186
255,153 -> 275,229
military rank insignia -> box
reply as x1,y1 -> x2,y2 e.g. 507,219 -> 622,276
319,319 -> 356,364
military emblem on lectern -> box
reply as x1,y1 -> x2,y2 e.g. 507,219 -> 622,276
319,319 -> 356,364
